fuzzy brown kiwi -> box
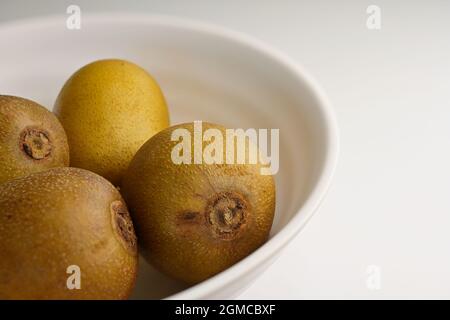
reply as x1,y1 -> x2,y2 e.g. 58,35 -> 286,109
0,95 -> 69,184
121,122 -> 275,284
53,59 -> 169,185
0,167 -> 138,299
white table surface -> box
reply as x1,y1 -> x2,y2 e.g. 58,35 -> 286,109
1,0 -> 449,299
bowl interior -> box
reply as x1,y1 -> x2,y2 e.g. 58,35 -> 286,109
0,15 -> 330,299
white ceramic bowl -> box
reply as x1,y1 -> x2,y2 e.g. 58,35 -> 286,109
0,14 -> 339,299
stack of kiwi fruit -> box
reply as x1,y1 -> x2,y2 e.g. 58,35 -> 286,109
0,59 -> 275,299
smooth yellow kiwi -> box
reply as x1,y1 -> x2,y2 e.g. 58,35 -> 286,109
54,59 -> 170,185
0,95 -> 69,184
0,167 -> 138,299
121,122 -> 275,284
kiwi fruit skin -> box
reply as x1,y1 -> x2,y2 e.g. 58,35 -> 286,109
121,122 -> 275,284
0,167 -> 138,299
54,59 -> 170,185
0,95 -> 69,185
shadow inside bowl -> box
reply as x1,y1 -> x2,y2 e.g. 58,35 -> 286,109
130,256 -> 187,299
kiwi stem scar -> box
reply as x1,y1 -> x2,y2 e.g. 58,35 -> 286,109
206,191 -> 249,240
20,127 -> 52,160
110,200 -> 137,255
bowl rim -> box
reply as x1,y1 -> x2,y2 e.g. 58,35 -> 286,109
0,12 -> 340,299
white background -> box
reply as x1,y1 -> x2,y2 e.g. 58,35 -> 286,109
1,0 -> 450,299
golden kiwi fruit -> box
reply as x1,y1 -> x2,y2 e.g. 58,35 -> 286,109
121,122 -> 275,284
0,167 -> 138,299
54,59 -> 170,185
0,95 -> 69,185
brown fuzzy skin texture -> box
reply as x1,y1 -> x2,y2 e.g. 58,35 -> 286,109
0,167 -> 138,299
54,59 -> 170,185
121,122 -> 275,284
0,95 -> 69,185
